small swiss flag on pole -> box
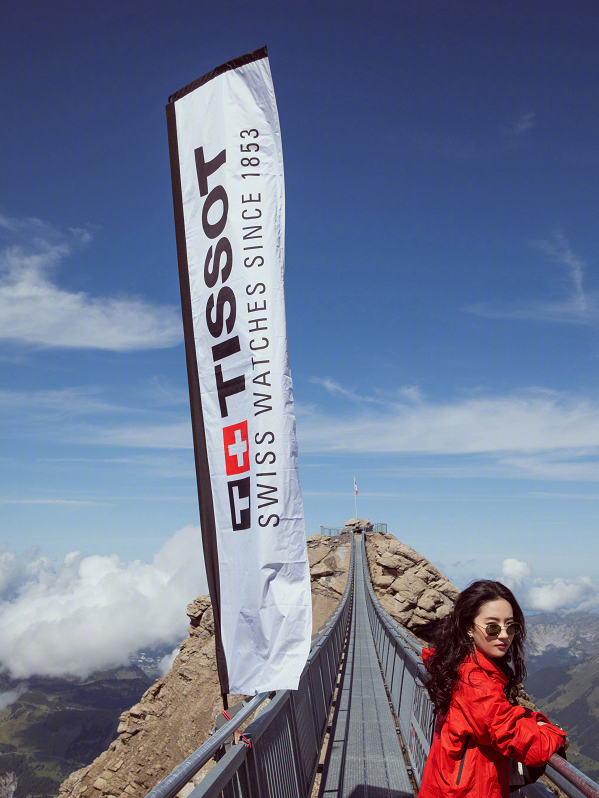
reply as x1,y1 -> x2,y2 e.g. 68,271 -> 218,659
354,478 -> 358,495
354,476 -> 358,520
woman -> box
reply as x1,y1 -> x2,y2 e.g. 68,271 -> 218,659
419,580 -> 567,798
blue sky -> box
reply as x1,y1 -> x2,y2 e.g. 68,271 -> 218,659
2,0 -> 599,633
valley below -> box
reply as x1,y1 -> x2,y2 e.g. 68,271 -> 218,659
525,611 -> 599,780
0,666 -> 153,798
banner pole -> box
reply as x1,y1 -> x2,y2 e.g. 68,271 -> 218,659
354,476 -> 358,520
165,100 -> 229,697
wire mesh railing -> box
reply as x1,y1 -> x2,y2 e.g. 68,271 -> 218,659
360,534 -> 599,798
319,526 -> 345,536
319,522 -> 387,536
146,535 -> 354,798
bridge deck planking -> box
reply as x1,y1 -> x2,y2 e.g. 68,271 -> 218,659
319,540 -> 413,798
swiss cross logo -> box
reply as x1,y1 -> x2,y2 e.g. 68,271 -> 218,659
223,421 -> 250,476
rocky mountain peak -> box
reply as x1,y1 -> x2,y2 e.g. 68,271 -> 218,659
364,531 -> 459,640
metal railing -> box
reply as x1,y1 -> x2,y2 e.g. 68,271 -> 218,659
319,522 -> 387,536
360,533 -> 432,786
319,525 -> 345,536
147,535 -> 354,798
360,534 -> 599,798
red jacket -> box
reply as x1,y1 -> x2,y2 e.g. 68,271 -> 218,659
419,648 -> 566,798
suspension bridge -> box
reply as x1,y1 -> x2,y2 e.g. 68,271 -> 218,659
146,532 -> 599,798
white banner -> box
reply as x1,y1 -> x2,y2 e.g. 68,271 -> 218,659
167,48 -> 312,695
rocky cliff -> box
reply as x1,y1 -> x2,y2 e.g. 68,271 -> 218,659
58,534 -> 351,798
364,530 -> 459,641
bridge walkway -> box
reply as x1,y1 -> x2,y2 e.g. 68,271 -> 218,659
319,537 -> 413,798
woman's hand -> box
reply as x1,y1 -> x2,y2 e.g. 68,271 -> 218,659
537,720 -> 570,752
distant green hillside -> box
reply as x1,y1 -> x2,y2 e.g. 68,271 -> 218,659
0,666 -> 153,797
526,654 -> 599,781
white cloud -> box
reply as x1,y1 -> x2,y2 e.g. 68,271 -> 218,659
0,214 -> 182,351
301,384 -> 599,459
158,647 -> 179,676
466,233 -> 598,326
501,558 -> 532,589
500,557 -> 599,612
312,378 -> 423,407
74,420 -> 193,449
0,525 -> 207,678
10,378 -> 599,485
508,111 -> 536,136
526,577 -> 599,612
398,385 -> 424,404
0,685 -> 28,712
0,499 -> 102,506
310,377 -> 386,404
0,387 -> 131,419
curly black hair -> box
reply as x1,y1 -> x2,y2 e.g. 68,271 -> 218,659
426,580 -> 527,716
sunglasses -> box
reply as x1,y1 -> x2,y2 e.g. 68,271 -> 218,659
474,622 -> 521,637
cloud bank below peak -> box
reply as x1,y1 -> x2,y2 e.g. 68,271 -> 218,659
501,558 -> 599,613
0,525 -> 207,679
0,214 -> 182,351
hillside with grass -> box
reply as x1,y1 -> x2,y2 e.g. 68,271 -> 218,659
526,653 -> 599,781
0,667 -> 152,797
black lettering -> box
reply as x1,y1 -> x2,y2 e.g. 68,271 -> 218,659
204,238 -> 232,288
215,365 -> 245,418
253,392 -> 272,415
242,225 -> 262,240
242,208 -> 262,220
248,300 -> 267,313
228,477 -> 251,530
246,282 -> 266,295
242,193 -> 261,203
212,336 -> 240,362
255,451 -> 276,466
252,371 -> 271,386
256,483 -> 278,508
195,147 -> 226,197
206,287 -> 236,338
250,337 -> 269,351
259,514 -> 279,527
202,185 -> 228,239
255,431 -> 275,445
244,257 -> 264,269
248,318 -> 267,333
251,357 -> 269,369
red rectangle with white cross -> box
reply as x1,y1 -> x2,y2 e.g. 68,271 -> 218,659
223,420 -> 250,476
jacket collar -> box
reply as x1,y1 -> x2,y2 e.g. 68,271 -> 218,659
463,648 -> 508,685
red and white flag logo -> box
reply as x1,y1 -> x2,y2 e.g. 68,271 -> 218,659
223,421 -> 250,476
354,478 -> 358,495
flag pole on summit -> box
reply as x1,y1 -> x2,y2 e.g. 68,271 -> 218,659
354,476 -> 358,520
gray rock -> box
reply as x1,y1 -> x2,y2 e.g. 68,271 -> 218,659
373,574 -> 395,589
308,544 -> 331,567
389,572 -> 427,603
417,588 -> 446,613
376,552 -> 412,572
311,561 -> 334,578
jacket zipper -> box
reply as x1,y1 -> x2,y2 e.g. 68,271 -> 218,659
456,734 -> 470,785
